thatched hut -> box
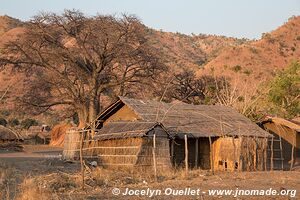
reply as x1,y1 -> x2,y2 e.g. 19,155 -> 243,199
89,122 -> 171,170
84,97 -> 271,172
63,122 -> 171,171
259,116 -> 300,170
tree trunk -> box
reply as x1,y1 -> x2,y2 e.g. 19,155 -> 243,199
88,97 -> 100,126
88,76 -> 101,128
77,105 -> 88,128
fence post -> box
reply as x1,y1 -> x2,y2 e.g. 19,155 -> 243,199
80,130 -> 85,190
152,133 -> 157,181
290,134 -> 295,170
271,136 -> 274,171
185,134 -> 188,175
209,136 -> 214,174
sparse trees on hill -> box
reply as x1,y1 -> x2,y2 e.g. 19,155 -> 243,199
0,10 -> 165,127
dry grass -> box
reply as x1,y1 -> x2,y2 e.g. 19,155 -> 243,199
12,166 -> 208,199
0,163 -> 16,200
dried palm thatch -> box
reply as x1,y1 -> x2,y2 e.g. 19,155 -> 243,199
0,125 -> 21,140
50,123 -> 73,147
93,97 -> 271,138
260,116 -> 299,148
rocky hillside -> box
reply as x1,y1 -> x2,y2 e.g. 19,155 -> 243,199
197,16 -> 300,84
146,29 -> 248,71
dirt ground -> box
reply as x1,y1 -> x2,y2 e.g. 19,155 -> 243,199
0,145 -> 299,200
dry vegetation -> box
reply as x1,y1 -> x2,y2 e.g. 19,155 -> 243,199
4,166 -> 299,200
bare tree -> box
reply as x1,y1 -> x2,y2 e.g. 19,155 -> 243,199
0,10 -> 165,127
159,70 -> 227,105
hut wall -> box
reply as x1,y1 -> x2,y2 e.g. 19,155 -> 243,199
63,128 -> 81,160
88,126 -> 172,172
212,137 -> 242,171
94,138 -> 143,168
136,137 -> 172,172
104,105 -> 139,125
240,137 -> 268,171
212,137 -> 267,172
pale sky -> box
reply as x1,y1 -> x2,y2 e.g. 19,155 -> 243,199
0,0 -> 299,39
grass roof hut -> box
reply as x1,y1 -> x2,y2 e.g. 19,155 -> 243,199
259,116 -> 300,170
82,97 -> 271,172
81,121 -> 172,171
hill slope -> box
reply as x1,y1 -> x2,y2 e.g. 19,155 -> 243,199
197,16 -> 300,84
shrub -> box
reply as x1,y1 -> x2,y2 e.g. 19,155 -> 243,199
0,110 -> 10,117
21,118 -> 39,129
291,46 -> 296,51
231,65 -> 242,72
0,118 -> 7,127
8,118 -> 20,127
243,70 -> 252,76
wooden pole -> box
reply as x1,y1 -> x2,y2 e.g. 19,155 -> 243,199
264,138 -> 267,171
271,136 -> 274,171
209,136 -> 214,174
195,138 -> 198,168
279,136 -> 284,170
290,134 -> 295,171
184,134 -> 188,175
171,139 -> 174,166
152,133 -> 157,181
79,131 -> 85,190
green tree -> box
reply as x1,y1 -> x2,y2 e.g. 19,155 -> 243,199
268,62 -> 300,118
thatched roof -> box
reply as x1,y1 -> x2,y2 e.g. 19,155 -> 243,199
261,116 -> 300,132
0,125 -> 20,140
94,97 -> 271,138
93,122 -> 168,141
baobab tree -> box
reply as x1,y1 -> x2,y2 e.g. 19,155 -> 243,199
0,10 -> 165,127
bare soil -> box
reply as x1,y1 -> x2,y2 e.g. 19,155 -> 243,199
0,145 -> 299,200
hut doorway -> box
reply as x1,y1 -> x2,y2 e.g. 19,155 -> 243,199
171,137 -> 211,169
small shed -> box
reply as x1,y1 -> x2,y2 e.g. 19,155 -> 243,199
259,116 -> 300,170
85,121 -> 172,171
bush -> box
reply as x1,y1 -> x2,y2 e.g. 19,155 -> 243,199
243,70 -> 252,76
8,118 -> 20,127
231,65 -> 242,72
0,110 -> 10,117
21,118 -> 39,129
0,118 -> 7,127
